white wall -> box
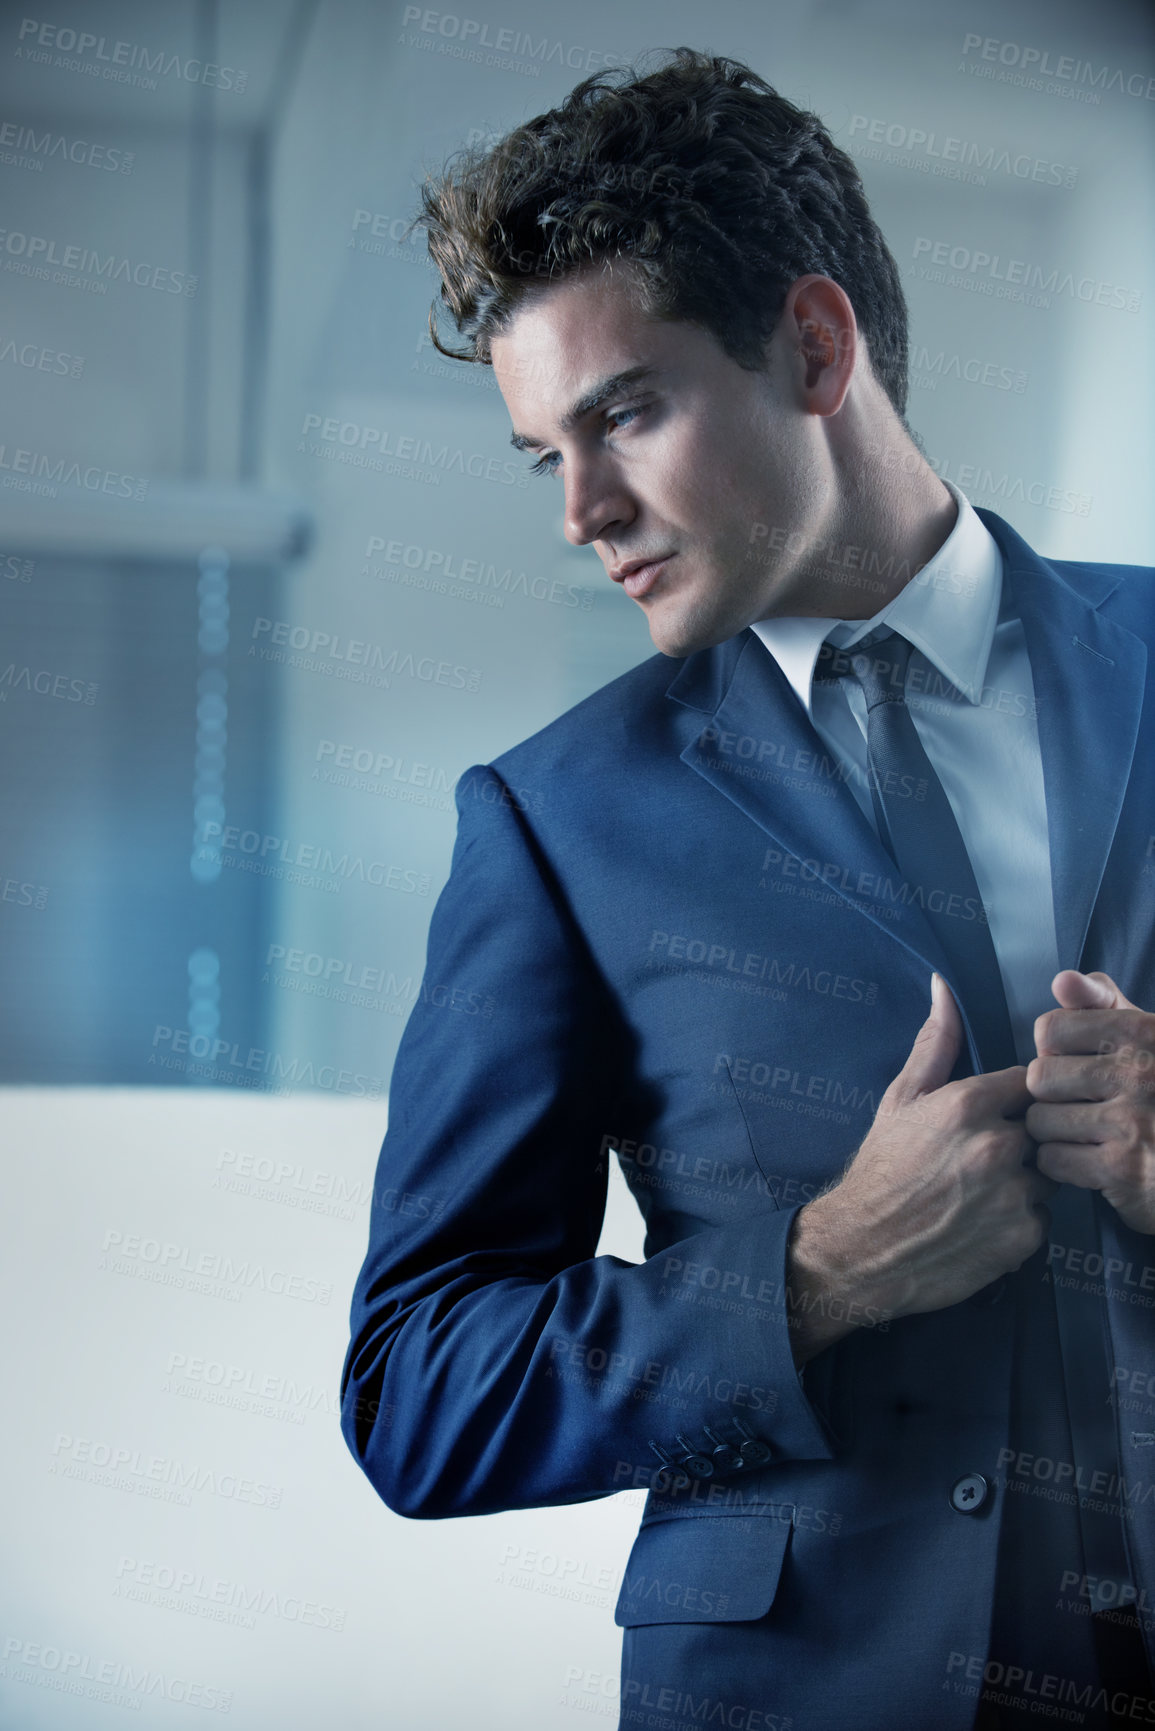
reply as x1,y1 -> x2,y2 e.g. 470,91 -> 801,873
1,1087 -> 646,1728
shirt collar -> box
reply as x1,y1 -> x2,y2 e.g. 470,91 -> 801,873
748,481 -> 1003,717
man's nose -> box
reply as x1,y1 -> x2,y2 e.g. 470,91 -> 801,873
563,455 -> 633,547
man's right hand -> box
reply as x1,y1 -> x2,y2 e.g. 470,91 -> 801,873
786,973 -> 1055,1366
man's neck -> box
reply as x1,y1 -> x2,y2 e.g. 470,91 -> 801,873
763,443 -> 959,623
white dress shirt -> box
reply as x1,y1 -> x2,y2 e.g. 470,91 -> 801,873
749,481 -> 1059,1064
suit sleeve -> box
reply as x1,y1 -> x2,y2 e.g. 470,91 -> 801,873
340,764 -> 834,1518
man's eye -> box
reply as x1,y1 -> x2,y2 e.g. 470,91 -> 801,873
607,405 -> 642,432
526,405 -> 645,477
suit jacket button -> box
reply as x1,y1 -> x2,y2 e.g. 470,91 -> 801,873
678,1451 -> 714,1479
652,1464 -> 691,1493
731,1422 -> 772,1468
950,1473 -> 989,1513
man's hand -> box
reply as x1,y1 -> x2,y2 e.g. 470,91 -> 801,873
1026,969 -> 1155,1235
787,973 -> 1054,1365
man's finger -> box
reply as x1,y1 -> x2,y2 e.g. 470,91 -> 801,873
1033,1006 -> 1149,1059
1025,1101 -> 1106,1147
1035,1142 -> 1115,1190
1050,969 -> 1135,1012
1026,1055 -> 1115,1104
992,1069 -> 1036,1116
888,972 -> 962,1103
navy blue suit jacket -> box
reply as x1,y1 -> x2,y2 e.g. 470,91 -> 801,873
341,511 -> 1155,1728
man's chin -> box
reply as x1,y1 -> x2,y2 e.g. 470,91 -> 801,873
646,609 -> 735,660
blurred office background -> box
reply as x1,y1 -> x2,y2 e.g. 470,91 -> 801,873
0,0 -> 1151,1725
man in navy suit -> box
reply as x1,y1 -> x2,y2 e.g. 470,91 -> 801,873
341,50 -> 1155,1730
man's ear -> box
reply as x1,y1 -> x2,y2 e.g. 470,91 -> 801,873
781,274 -> 858,416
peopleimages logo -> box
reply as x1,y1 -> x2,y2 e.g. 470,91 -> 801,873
148,1024 -> 386,1097
0,227 -> 195,294
0,119 -> 134,173
298,412 -> 526,487
960,33 -> 1155,101
1,1633 -> 233,1714
15,18 -> 248,91
113,1555 -> 346,1632
0,442 -> 146,500
911,238 -> 1141,313
249,614 -> 482,692
847,114 -> 1077,187
399,7 -> 621,75
0,337 -> 84,376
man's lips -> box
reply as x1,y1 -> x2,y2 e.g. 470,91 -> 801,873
609,554 -> 674,599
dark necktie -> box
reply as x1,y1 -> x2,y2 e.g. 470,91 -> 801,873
815,629 -> 1016,1071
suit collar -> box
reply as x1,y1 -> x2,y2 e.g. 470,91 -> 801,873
668,510 -> 1146,1031
666,509 -> 1127,715
665,630 -> 745,713
748,482 -> 1003,717
975,506 -> 1125,609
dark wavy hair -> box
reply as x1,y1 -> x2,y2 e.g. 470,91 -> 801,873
415,48 -> 910,416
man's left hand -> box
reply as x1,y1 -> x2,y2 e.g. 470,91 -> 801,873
1026,970 -> 1155,1235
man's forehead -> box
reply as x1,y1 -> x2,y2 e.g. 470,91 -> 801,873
498,345 -> 657,408
493,270 -> 653,386
492,281 -> 703,447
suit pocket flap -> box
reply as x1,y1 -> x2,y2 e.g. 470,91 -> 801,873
614,1511 -> 793,1627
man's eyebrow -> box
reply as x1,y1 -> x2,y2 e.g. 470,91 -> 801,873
509,365 -> 659,451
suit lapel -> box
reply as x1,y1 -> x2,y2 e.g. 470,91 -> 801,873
668,629 -> 958,982
669,516 -> 1147,1065
979,510 -> 1148,972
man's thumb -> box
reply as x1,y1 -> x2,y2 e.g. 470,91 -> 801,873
1051,969 -> 1135,1012
889,972 -> 963,1102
